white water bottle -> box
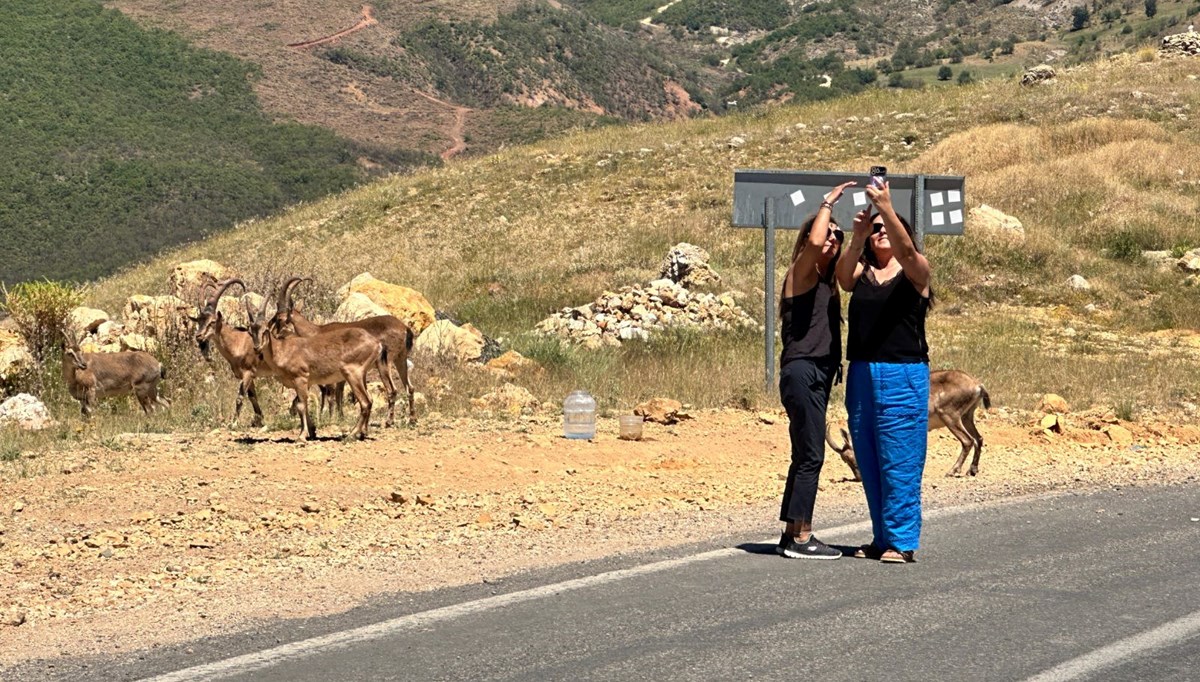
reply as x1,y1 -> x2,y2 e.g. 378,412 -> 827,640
562,390 -> 597,440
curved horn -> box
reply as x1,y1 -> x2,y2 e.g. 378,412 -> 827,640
287,277 -> 314,312
206,278 -> 247,311
276,277 -> 305,314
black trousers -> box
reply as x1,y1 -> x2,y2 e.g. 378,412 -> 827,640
778,357 -> 837,524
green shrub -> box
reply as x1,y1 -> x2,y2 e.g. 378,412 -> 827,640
1,280 -> 83,364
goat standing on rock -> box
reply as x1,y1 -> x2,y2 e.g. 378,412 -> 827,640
827,369 -> 990,480
61,331 -> 168,417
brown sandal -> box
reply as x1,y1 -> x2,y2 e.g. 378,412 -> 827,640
853,543 -> 883,559
879,549 -> 916,563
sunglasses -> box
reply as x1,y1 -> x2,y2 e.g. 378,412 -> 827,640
830,229 -> 845,243
871,221 -> 886,234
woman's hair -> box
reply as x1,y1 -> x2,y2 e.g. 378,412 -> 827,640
781,213 -> 841,311
863,212 -> 934,306
862,212 -> 914,269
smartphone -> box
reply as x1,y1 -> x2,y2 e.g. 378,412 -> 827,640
869,166 -> 887,189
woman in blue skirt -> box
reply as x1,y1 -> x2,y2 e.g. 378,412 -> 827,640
835,180 -> 931,564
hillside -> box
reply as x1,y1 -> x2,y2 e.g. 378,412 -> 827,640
88,52 -> 1200,418
0,1 -> 433,285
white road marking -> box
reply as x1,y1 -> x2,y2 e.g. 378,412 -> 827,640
144,492 -> 1070,681
1025,609 -> 1200,681
142,519 -> 865,682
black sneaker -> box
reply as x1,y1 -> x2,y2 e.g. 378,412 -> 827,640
781,535 -> 842,560
775,531 -> 789,556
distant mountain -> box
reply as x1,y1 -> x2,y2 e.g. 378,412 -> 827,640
0,1 -> 435,285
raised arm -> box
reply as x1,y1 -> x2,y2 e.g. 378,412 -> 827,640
867,182 -> 931,296
784,181 -> 854,297
836,208 -> 871,292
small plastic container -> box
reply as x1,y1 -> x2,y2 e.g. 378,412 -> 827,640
562,390 -> 597,440
618,415 -> 644,441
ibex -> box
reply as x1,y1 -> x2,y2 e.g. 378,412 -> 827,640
246,283 -> 384,440
61,331 -> 169,417
826,369 -> 991,479
193,279 -> 272,427
281,277 -> 415,426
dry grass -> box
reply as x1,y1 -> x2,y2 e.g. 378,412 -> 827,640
66,54 -> 1200,439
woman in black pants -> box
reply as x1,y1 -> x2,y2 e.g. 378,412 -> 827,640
775,181 -> 852,560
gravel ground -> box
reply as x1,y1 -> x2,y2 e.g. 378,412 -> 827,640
1,407 -> 1198,671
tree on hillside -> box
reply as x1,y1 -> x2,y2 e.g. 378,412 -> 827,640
949,47 -> 965,64
1071,5 -> 1091,30
937,65 -> 953,81
957,70 -> 974,85
1144,0 -> 1157,17
1101,8 -> 1122,25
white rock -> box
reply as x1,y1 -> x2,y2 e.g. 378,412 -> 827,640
0,394 -> 54,431
1067,275 -> 1092,291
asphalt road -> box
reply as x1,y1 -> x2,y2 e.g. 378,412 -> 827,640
13,484 -> 1200,681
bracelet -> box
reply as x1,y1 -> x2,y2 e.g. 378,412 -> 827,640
820,201 -> 834,210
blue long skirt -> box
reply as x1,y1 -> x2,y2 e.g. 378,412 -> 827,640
845,361 -> 930,552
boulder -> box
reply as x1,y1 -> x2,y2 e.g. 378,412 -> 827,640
119,334 -> 156,353
0,393 -> 54,431
336,273 -> 434,334
67,307 -> 110,338
1177,248 -> 1200,274
0,329 -> 32,384
216,292 -> 265,328
333,293 -> 390,323
1020,65 -> 1056,86
123,295 -> 194,337
1038,394 -> 1070,414
1103,424 -> 1134,446
1066,275 -> 1091,291
635,397 -> 690,425
659,243 -> 721,288
170,260 -> 229,301
94,320 -> 124,344
485,350 -> 543,379
968,205 -> 1024,239
470,383 -> 539,417
412,319 -> 485,365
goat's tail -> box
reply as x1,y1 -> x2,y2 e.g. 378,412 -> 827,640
160,366 -> 167,381
405,327 -> 414,353
979,386 -> 991,410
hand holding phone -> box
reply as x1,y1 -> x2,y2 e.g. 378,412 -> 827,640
869,165 -> 887,190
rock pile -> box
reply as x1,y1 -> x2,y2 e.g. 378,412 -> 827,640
1160,31 -> 1200,57
535,278 -> 758,349
1020,65 -> 1056,86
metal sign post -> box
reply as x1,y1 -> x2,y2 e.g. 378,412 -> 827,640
732,169 -> 966,390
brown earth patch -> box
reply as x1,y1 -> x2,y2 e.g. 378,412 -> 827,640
2,408 -> 1198,668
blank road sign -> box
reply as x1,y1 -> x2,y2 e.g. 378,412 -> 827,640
733,169 -> 965,235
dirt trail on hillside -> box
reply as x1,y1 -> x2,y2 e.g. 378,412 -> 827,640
287,4 -> 377,49
1,409 -> 1198,669
413,90 -> 471,159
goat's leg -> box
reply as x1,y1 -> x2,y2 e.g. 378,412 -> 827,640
246,380 -> 265,428
378,354 -> 396,428
345,368 -> 372,440
963,406 -> 984,476
292,379 -> 314,441
938,409 -> 975,477
396,355 -> 415,425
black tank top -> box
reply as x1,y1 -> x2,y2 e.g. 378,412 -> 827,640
847,271 -> 929,363
780,277 -> 841,365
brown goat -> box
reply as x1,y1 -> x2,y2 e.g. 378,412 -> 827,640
282,278 -> 415,426
826,369 -> 991,479
61,333 -> 168,417
246,284 -> 383,441
193,279 -> 271,427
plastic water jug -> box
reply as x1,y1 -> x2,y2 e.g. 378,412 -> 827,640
562,390 -> 597,440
